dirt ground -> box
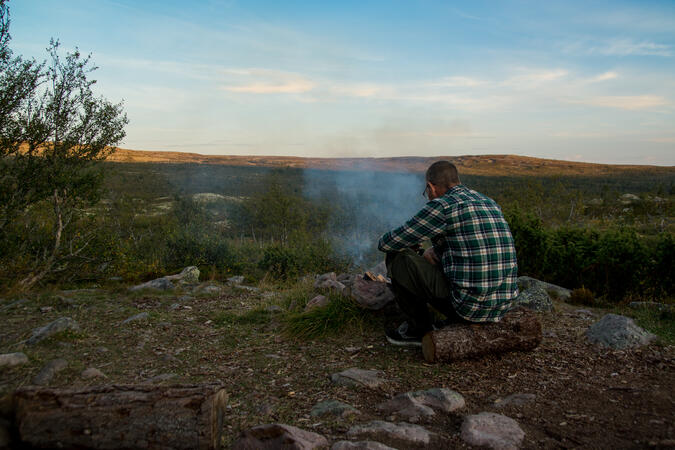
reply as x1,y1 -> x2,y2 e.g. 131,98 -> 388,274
0,283 -> 673,449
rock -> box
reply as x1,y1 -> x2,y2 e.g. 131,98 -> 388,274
513,286 -> 553,312
146,373 -> 177,383
227,275 -> 245,285
32,359 -> 68,385
516,276 -> 571,301
130,277 -> 175,292
164,266 -> 200,284
81,368 -> 106,379
25,317 -> 79,345
233,423 -> 328,449
349,279 -> 395,310
619,193 -> 640,204
177,295 -> 195,302
628,302 -> 674,313
0,352 -> 28,367
347,421 -> 434,448
311,400 -> 360,418
169,303 -> 180,310
586,314 -> 657,349
332,441 -> 396,450
461,412 -> 525,450
305,295 -> 330,311
411,388 -> 465,413
1,298 -> 27,311
494,393 -> 536,408
377,393 -> 434,421
314,272 -> 337,287
337,273 -> 357,287
378,388 -> 464,421
316,279 -> 346,293
331,368 -> 386,389
122,312 -> 150,325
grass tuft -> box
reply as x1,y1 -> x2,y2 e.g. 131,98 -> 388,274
282,293 -> 377,339
620,304 -> 675,345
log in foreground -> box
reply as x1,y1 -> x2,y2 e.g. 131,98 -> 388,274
12,383 -> 228,450
422,308 -> 542,363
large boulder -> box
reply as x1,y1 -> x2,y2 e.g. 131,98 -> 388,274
461,412 -> 525,450
130,266 -> 200,292
232,423 -> 328,449
349,279 -> 394,310
517,276 -> 571,301
512,286 -> 553,312
25,317 -> 79,345
378,388 -> 464,421
586,314 -> 656,349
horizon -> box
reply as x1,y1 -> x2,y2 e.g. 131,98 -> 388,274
9,0 -> 675,166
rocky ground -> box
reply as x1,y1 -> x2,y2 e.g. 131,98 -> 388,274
0,272 -> 673,449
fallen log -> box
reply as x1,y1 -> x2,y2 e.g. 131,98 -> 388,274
12,383 -> 228,450
422,308 -> 542,363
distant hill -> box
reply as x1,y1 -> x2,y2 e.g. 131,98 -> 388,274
107,147 -> 675,177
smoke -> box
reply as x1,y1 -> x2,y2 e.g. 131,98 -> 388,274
303,164 -> 426,267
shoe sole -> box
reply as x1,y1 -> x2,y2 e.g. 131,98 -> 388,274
386,335 -> 422,347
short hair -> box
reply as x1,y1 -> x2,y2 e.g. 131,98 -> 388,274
426,160 -> 460,188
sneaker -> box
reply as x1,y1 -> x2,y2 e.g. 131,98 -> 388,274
385,321 -> 424,347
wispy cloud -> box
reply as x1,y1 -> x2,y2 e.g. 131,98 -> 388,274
503,69 -> 569,89
590,39 -> 671,57
568,95 -> 669,111
220,69 -> 315,94
587,71 -> 619,83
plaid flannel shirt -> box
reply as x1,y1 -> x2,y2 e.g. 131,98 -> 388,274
378,184 -> 518,322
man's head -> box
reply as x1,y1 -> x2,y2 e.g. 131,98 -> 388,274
424,160 -> 460,200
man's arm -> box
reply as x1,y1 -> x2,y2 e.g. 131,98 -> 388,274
378,200 -> 447,252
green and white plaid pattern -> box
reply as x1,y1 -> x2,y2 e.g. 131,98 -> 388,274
378,184 -> 518,322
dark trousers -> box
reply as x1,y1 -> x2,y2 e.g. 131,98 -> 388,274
385,249 -> 468,332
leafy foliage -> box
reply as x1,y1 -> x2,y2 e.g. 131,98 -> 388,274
0,2 -> 128,289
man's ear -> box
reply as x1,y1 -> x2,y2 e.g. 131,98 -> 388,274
428,183 -> 438,198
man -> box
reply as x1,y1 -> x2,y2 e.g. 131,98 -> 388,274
378,160 -> 518,346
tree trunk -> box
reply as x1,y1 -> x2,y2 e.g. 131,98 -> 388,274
19,189 -> 64,291
12,384 -> 228,450
422,308 -> 542,363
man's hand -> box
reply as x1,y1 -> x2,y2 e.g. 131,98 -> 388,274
423,247 -> 439,265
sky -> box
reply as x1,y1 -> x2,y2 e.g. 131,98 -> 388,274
8,0 -> 675,165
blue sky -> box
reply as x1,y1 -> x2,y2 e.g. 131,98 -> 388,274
8,0 -> 675,165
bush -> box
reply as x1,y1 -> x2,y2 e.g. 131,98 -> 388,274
568,287 -> 597,307
506,209 -> 673,302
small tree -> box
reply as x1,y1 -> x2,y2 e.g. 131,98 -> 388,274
0,0 -> 128,290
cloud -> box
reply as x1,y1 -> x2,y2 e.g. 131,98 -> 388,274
426,76 -> 485,88
220,69 -> 316,94
569,95 -> 669,111
587,71 -> 619,83
503,69 -> 569,89
590,39 -> 672,57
